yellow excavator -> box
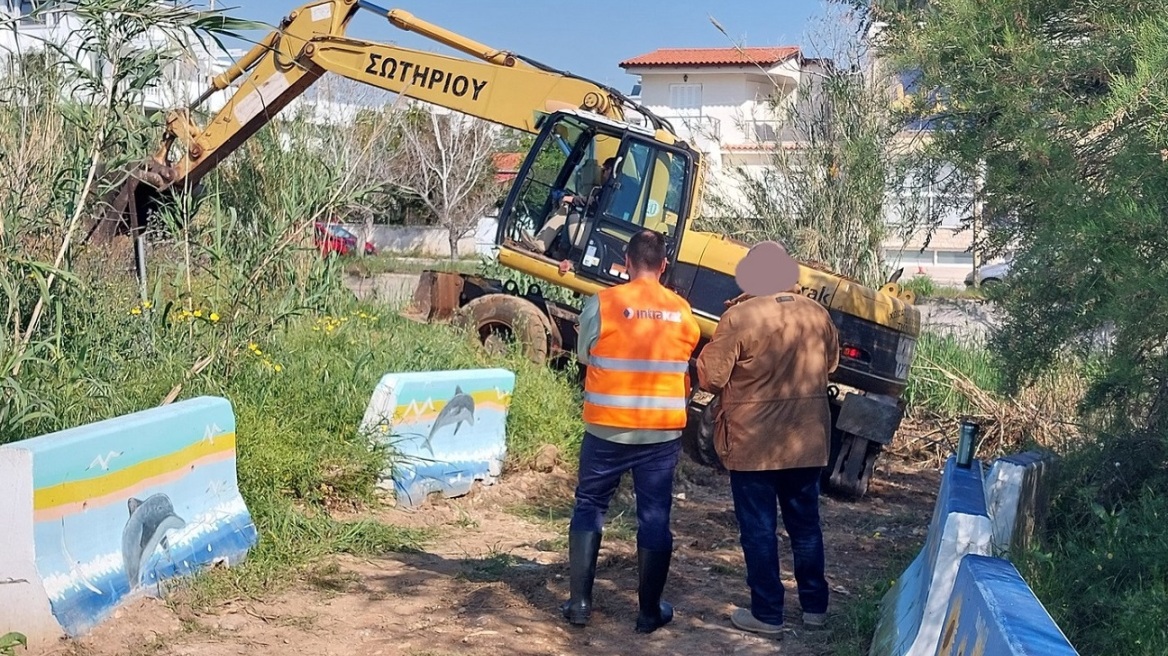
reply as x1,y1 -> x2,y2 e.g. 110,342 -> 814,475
92,0 -> 921,497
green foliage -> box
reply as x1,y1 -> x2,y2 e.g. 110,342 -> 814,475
0,0 -> 585,610
900,274 -> 937,298
476,256 -> 582,308
870,2 -> 1168,651
701,5 -> 905,287
1020,435 -> 1168,655
0,633 -> 26,656
904,332 -> 1001,417
873,0 -> 1168,435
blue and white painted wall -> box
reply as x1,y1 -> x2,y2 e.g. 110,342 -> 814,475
870,457 -> 994,656
936,555 -> 1077,655
360,368 -> 516,508
0,397 -> 257,645
869,452 -> 1080,656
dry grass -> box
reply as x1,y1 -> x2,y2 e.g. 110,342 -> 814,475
895,352 -> 1089,466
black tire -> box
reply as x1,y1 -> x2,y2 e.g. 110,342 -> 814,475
681,395 -> 724,470
455,294 -> 553,364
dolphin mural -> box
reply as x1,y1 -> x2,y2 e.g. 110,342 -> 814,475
121,493 -> 186,590
422,385 -> 476,455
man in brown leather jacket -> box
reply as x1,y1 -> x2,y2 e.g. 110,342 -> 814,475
696,241 -> 840,637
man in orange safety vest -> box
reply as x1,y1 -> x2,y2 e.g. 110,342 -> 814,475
560,229 -> 701,634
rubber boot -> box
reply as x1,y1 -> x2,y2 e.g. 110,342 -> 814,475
635,548 -> 674,633
560,530 -> 602,626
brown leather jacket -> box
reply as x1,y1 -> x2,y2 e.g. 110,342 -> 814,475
696,292 -> 840,471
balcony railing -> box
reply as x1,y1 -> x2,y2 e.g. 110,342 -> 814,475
657,114 -> 722,142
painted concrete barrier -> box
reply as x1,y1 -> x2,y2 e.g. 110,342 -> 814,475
360,369 -> 516,508
0,397 -> 257,643
985,451 -> 1054,558
935,554 -> 1079,655
870,456 -> 993,656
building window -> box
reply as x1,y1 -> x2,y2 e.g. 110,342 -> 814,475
884,249 -> 934,268
668,83 -> 702,116
17,0 -> 48,24
936,251 -> 974,265
886,163 -> 973,229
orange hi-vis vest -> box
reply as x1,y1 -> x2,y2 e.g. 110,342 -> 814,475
583,277 -> 701,430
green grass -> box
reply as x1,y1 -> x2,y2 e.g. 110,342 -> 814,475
9,280 -> 584,607
1017,434 -> 1168,655
904,331 -> 1003,417
901,274 -> 986,301
821,546 -> 919,656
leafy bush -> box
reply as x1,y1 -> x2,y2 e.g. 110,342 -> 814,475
1020,434 -> 1168,655
900,274 -> 937,299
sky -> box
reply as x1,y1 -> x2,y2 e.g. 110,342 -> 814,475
212,0 -> 832,93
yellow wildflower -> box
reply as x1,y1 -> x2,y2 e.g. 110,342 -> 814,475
209,312 -> 220,322
130,307 -> 142,315
193,309 -> 202,318
248,342 -> 258,351
142,301 -> 153,309
274,364 -> 283,373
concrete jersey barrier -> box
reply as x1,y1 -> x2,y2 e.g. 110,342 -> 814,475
0,396 -> 257,642
360,368 -> 516,508
984,451 -> 1053,558
870,456 -> 993,656
935,554 -> 1079,655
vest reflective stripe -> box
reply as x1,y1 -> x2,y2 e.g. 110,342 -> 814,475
582,392 -> 689,410
587,355 -> 690,374
583,277 -> 700,431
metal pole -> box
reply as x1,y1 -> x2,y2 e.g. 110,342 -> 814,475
135,234 -> 148,303
956,419 -> 980,468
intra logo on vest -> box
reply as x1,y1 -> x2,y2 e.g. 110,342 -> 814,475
623,307 -> 682,322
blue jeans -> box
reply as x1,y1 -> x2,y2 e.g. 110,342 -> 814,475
729,468 -> 828,625
569,433 -> 681,552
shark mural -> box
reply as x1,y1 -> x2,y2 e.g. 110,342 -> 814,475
361,369 -> 516,508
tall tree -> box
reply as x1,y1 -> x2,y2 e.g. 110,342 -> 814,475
701,6 -> 916,287
861,0 -> 1168,438
393,108 -> 499,258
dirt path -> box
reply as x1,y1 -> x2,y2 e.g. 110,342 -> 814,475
57,457 -> 939,656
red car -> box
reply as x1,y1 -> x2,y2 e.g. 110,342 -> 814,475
314,222 -> 376,256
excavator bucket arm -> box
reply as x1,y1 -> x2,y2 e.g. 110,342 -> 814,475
88,0 -> 640,244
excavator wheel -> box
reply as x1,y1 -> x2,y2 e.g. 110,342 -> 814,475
455,294 -> 553,365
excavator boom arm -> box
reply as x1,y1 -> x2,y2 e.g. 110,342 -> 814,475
147,0 -> 636,195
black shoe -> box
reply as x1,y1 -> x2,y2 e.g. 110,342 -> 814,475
560,530 -> 602,626
634,548 -> 674,633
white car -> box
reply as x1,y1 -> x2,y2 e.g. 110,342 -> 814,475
964,259 -> 1012,287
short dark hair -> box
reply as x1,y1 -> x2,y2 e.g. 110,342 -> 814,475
626,230 -> 667,270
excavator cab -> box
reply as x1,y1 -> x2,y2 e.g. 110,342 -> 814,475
498,110 -> 695,287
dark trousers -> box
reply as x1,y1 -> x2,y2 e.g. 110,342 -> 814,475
729,467 -> 829,625
569,432 -> 681,552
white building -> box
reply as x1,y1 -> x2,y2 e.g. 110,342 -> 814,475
619,47 -> 825,197
0,0 -> 247,114
621,44 -> 983,286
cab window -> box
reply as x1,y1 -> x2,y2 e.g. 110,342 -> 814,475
602,141 -> 688,238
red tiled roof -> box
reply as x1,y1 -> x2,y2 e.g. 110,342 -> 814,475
493,152 -> 523,184
620,47 -> 800,69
